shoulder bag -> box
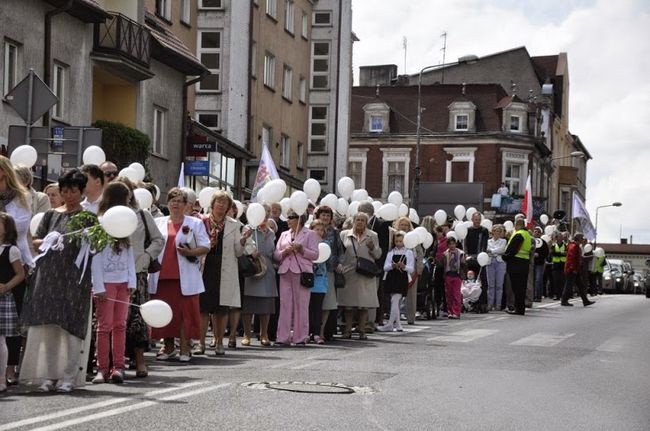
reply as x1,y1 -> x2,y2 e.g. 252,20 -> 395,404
351,237 -> 380,278
140,211 -> 162,273
291,251 -> 314,288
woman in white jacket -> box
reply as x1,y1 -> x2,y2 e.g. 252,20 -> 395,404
486,224 -> 507,310
148,188 -> 210,362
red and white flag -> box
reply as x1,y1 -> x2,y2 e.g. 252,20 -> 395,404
522,171 -> 533,228
251,143 -> 279,201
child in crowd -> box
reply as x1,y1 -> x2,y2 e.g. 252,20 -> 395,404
443,236 -> 465,319
0,213 -> 25,393
91,183 -> 136,384
309,220 -> 328,344
378,232 -> 414,332
461,270 -> 482,311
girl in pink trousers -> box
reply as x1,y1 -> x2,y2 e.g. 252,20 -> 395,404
443,237 -> 465,319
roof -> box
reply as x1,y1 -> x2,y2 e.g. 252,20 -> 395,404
190,120 -> 254,160
45,0 -> 110,23
600,243 -> 650,255
350,83 -> 510,134
144,12 -> 207,76
531,55 -> 559,84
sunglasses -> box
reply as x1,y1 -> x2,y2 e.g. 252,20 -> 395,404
287,215 -> 299,220
104,171 -> 118,178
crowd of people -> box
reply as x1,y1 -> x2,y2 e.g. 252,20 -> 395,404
0,156 -> 601,393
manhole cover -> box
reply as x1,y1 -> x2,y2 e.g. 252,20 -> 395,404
242,381 -> 375,395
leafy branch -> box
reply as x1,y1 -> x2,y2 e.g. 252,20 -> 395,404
66,211 -> 117,252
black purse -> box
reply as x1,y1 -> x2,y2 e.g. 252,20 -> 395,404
334,271 -> 346,289
238,254 -> 259,277
141,211 -> 161,273
352,238 -> 380,278
292,252 -> 313,288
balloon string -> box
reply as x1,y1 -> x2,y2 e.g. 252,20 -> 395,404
95,297 -> 141,308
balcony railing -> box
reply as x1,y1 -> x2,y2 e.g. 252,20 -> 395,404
94,12 -> 151,67
496,195 -> 547,217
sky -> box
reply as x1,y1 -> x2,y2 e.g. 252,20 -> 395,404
351,0 -> 650,244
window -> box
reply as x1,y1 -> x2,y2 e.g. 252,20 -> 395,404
313,11 -> 331,26
369,115 -> 383,133
181,0 -> 191,24
155,0 -> 171,20
280,135 -> 290,167
199,0 -> 222,9
284,0 -> 294,33
3,40 -> 18,96
264,52 -> 276,88
455,114 -> 469,131
311,42 -> 329,89
296,142 -> 304,169
387,161 -> 406,194
266,0 -> 277,19
348,161 -> 362,188
262,125 -> 272,146
299,77 -> 306,103
309,169 -> 326,183
301,11 -> 309,38
309,106 -> 327,152
500,149 -> 529,194
504,162 -> 522,194
196,111 -> 220,130
282,65 -> 292,100
153,106 -> 166,155
52,62 -> 67,119
381,149 -> 410,198
198,31 -> 221,92
251,41 -> 257,77
510,115 -> 521,132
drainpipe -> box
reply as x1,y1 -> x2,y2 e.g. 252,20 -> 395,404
245,2 -> 254,198
331,0 -> 343,193
183,73 -> 209,190
43,0 -> 74,127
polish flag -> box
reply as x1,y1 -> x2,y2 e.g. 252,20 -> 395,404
522,171 -> 533,229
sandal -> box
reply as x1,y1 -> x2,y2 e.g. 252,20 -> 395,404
192,345 -> 206,355
260,338 -> 271,347
135,369 -> 149,378
228,339 -> 237,349
358,333 -> 368,340
241,337 -> 251,347
341,332 -> 352,339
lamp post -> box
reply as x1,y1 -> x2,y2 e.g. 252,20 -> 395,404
594,202 -> 622,247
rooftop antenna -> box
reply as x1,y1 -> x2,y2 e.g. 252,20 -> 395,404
462,82 -> 466,95
440,31 -> 447,84
402,36 -> 407,73
511,80 -> 517,97
375,83 -> 380,97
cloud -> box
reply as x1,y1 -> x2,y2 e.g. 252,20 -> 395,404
352,0 -> 650,243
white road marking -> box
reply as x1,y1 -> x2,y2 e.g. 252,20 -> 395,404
0,381 -> 207,431
427,329 -> 499,343
29,383 -> 230,431
596,336 -> 628,352
510,332 -> 575,347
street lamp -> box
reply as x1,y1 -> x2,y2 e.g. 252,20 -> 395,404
594,202 -> 622,246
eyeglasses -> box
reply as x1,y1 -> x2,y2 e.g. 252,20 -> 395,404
168,199 -> 185,206
104,171 -> 118,178
287,215 -> 299,220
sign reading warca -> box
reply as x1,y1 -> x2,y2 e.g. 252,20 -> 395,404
187,135 -> 216,156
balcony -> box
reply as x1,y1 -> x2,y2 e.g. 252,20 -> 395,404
92,12 -> 154,81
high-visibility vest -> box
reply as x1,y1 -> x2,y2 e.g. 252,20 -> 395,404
595,256 -> 605,273
552,243 -> 567,263
508,228 -> 532,260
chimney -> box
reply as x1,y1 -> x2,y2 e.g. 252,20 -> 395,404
359,65 -> 398,87
620,238 -> 628,244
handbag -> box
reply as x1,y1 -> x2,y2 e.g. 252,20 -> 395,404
238,254 -> 260,278
140,211 -> 161,273
351,238 -> 379,278
291,252 -> 313,288
334,271 -> 346,289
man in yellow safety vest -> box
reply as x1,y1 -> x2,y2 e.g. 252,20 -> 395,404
504,218 -> 533,315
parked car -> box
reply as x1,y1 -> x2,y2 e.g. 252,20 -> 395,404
603,259 -> 631,293
631,273 -> 644,294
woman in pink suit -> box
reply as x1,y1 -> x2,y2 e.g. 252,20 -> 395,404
273,209 -> 319,346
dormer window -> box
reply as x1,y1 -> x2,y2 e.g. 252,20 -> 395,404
510,115 -> 521,132
370,115 -> 384,132
455,114 -> 469,131
362,102 -> 390,133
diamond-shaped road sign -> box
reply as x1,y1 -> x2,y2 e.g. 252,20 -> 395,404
4,70 -> 58,124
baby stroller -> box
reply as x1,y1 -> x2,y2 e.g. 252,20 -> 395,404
461,270 -> 482,312
416,257 -> 437,319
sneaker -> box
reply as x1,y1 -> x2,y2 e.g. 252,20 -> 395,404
56,381 -> 74,393
179,354 -> 191,363
110,369 -> 124,384
38,379 -> 55,392
214,344 -> 225,356
314,336 -> 325,345
376,324 -> 393,332
156,348 -> 178,361
394,326 -> 404,332
92,371 -> 108,384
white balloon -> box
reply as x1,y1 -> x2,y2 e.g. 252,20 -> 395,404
403,231 -> 420,249
477,252 -> 490,267
351,189 -> 369,202
422,232 -> 434,249
454,223 -> 468,240
347,201 -> 360,217
82,146 -> 106,166
256,185 -> 269,204
540,214 -> 549,225
465,207 -> 477,221
464,221 -> 473,228
313,242 -> 332,264
454,205 -> 466,220
320,193 -> 338,210
134,188 -> 153,210
594,247 -> 605,258
139,299 -> 173,328
372,201 -> 383,212
10,145 -> 38,168
398,203 -> 409,217
264,179 -> 287,204
387,191 -> 403,207
434,209 -> 447,226
118,167 -> 140,183
583,243 -> 593,254
303,178 -> 321,202
337,176 -> 355,199
290,190 -> 309,215
280,197 -> 291,216
409,208 -> 420,225
535,238 -> 543,249
414,226 -> 428,243
544,225 -> 556,236
504,220 -> 515,232
154,185 -> 161,201
30,212 -> 44,236
481,219 -> 493,230
198,187 -> 216,209
129,163 -> 146,182
541,234 -> 551,244
446,231 -> 458,241
233,200 -> 244,219
101,205 -> 138,238
336,198 -> 349,215
246,202 -> 266,227
377,203 -> 399,221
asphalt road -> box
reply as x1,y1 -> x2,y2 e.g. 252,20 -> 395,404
2,294 -> 649,431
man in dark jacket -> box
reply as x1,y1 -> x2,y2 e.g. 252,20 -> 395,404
504,218 -> 533,315
464,212 -> 489,313
533,226 -> 550,301
561,232 -> 595,307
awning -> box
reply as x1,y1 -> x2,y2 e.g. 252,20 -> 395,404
45,0 -> 110,23
189,120 -> 254,160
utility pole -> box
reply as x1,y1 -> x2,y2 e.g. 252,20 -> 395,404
403,36 -> 408,73
440,32 -> 447,83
